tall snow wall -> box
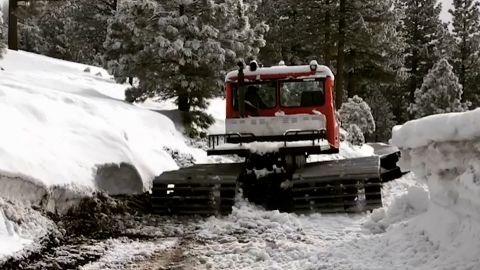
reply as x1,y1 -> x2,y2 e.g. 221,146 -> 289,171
392,109 -> 480,268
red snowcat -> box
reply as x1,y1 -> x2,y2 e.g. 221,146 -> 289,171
151,61 -> 401,215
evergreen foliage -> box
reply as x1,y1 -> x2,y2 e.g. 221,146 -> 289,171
366,89 -> 396,142
18,0 -> 116,65
338,95 -> 375,144
410,58 -> 468,118
398,0 -> 446,108
346,124 -> 365,146
449,0 -> 480,107
6,0 -> 480,140
258,0 -> 404,113
103,0 -> 267,136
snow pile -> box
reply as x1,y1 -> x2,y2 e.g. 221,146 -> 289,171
388,110 -> 480,269
365,185 -> 429,234
0,50 -> 207,209
0,198 -> 55,261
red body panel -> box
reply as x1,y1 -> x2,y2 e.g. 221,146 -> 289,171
225,71 -> 340,151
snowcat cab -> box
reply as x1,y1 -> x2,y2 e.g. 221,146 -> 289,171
151,61 -> 402,216
208,60 -> 339,163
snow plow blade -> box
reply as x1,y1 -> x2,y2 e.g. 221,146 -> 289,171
290,156 -> 382,213
368,143 -> 403,182
151,163 -> 243,216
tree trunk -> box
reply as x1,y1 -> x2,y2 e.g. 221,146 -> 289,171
335,0 -> 346,109
178,93 -> 190,112
324,0 -> 331,67
347,50 -> 356,97
8,0 -> 18,50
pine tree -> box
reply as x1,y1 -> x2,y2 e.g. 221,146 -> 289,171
410,58 -> 468,118
258,0 -> 329,66
18,0 -> 116,65
338,95 -> 376,143
346,124 -> 365,146
343,0 -> 405,100
398,0 -> 444,107
258,0 -> 404,113
449,0 -> 480,107
103,0 -> 267,136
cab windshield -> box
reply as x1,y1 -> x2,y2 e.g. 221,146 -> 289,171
232,81 -> 276,111
280,79 -> 325,107
231,79 -> 325,111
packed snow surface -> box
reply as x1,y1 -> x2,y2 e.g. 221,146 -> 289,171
188,174 -> 431,270
392,110 -> 480,269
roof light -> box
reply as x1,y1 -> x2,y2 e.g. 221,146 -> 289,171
249,60 -> 258,71
309,60 -> 318,71
278,60 -> 286,66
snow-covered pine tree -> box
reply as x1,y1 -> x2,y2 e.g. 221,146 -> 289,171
398,0 -> 445,106
338,95 -> 375,145
103,0 -> 267,137
346,124 -> 365,146
103,0 -> 161,99
449,0 -> 480,108
18,0 -> 116,65
410,58 -> 468,118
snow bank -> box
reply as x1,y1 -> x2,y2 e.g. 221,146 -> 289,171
0,50 -> 208,208
387,110 -> 480,269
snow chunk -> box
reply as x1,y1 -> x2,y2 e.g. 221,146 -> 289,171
0,198 -> 54,260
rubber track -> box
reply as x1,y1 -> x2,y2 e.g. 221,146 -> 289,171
290,156 -> 382,213
151,163 -> 243,216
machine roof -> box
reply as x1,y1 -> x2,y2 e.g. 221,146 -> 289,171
225,64 -> 334,82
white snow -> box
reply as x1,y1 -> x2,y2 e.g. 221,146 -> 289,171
307,141 -> 375,163
390,110 -> 480,269
225,64 -> 334,82
215,140 -> 331,155
2,49 -> 479,268
0,50 -> 208,207
188,174 -> 420,270
391,108 -> 480,149
0,198 -> 54,260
